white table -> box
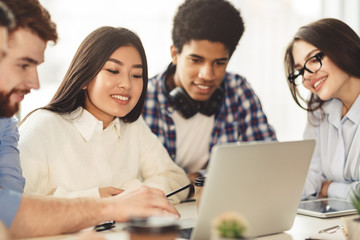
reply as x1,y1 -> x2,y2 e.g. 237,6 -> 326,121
22,201 -> 349,240
176,201 -> 347,240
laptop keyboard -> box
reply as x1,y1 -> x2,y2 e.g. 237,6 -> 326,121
179,227 -> 193,239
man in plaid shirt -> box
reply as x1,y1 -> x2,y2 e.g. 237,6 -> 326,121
142,0 -> 276,184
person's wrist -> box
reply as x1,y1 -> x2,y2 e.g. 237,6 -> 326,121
319,181 -> 332,198
99,198 -> 117,222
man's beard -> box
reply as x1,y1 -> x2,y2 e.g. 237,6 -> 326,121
0,90 -> 19,118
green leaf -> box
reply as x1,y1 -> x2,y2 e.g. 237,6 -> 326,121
351,187 -> 360,215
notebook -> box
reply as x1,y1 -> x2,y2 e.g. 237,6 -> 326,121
186,140 -> 315,240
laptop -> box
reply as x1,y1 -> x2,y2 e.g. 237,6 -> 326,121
184,140 -> 315,240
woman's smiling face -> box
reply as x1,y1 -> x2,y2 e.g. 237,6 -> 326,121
292,40 -> 351,102
84,45 -> 143,127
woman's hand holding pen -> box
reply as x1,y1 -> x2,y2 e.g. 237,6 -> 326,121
187,172 -> 201,184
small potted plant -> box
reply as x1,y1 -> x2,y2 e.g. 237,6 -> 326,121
211,212 -> 249,240
342,189 -> 360,240
351,190 -> 360,214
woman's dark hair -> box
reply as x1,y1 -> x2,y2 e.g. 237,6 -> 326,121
172,0 -> 244,57
40,26 -> 148,123
284,18 -> 360,112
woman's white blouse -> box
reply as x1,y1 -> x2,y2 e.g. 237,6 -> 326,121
302,94 -> 360,200
19,108 -> 189,202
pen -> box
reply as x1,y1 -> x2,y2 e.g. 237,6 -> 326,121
318,224 -> 342,234
166,184 -> 191,198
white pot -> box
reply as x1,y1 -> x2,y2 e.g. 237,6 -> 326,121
342,216 -> 360,240
210,235 -> 251,240
211,238 -> 245,240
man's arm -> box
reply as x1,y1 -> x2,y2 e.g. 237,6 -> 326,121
0,117 -> 25,192
0,220 -> 11,240
10,186 -> 179,238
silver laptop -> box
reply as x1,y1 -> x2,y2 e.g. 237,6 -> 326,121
190,140 -> 315,240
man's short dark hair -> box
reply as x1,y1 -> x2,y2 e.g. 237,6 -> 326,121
172,0 -> 245,56
0,2 -> 15,30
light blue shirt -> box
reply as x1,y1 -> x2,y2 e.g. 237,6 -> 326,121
0,189 -> 22,227
0,117 -> 25,192
303,94 -> 360,200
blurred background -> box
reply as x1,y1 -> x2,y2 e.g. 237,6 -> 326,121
21,0 -> 359,141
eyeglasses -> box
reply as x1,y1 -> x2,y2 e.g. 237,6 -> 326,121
288,52 -> 324,86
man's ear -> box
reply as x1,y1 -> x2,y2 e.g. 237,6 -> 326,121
170,45 -> 178,65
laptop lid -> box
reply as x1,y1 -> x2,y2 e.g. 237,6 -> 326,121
191,140 -> 315,240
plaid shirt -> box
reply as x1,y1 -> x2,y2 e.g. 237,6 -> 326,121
142,64 -> 277,162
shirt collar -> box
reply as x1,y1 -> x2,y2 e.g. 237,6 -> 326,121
71,107 -> 121,141
345,93 -> 360,124
324,94 -> 360,126
323,98 -> 342,127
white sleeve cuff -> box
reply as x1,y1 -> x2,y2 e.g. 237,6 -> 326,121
327,182 -> 352,200
53,186 -> 100,198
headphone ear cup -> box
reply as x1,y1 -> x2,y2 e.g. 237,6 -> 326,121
169,87 -> 198,118
199,87 -> 224,116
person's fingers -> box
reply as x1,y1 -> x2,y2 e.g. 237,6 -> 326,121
111,186 -> 180,220
110,188 -> 124,196
148,186 -> 167,197
110,199 -> 180,222
147,195 -> 180,217
127,207 -> 179,219
100,187 -> 124,197
139,187 -> 180,216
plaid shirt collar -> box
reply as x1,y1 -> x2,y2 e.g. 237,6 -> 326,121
143,63 -> 276,162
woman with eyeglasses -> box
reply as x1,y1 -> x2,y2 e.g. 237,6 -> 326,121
284,18 -> 360,200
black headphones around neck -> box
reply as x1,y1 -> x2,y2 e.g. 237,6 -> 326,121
163,64 -> 224,119
167,86 -> 224,119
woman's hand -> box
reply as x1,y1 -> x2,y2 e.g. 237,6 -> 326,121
99,187 -> 124,198
319,181 -> 332,198
187,172 -> 201,184
186,172 -> 201,198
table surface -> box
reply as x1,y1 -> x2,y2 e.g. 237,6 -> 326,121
22,201 -> 351,240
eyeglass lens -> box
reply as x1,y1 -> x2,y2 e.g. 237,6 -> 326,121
289,53 -> 323,85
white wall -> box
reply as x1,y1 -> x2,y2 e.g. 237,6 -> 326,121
21,0 -> 359,141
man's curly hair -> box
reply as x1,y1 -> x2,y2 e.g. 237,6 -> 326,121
172,0 -> 244,56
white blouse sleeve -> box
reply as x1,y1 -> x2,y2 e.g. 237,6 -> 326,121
328,182 -> 360,200
19,110 -> 101,199
137,117 -> 189,203
19,111 -> 53,196
302,120 -> 325,199
53,186 -> 100,198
